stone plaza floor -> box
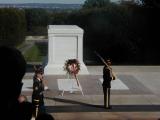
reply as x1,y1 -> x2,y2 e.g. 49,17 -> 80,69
22,66 -> 160,120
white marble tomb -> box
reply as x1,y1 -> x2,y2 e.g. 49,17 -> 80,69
44,25 -> 89,75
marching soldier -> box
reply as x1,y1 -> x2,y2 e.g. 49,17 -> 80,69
102,59 -> 115,109
32,72 -> 45,117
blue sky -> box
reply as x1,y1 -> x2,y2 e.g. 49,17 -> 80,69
0,0 -> 86,4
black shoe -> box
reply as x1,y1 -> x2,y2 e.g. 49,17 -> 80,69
105,106 -> 112,109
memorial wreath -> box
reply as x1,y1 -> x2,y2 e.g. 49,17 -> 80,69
64,59 -> 80,75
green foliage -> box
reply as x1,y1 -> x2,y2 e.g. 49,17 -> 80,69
140,0 -> 160,8
0,8 -> 26,47
67,5 -> 153,64
50,10 -> 69,24
83,0 -> 110,9
21,4 -> 160,64
25,8 -> 50,35
24,42 -> 47,62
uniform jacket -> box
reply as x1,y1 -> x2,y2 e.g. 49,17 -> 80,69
32,78 -> 44,105
103,65 -> 112,88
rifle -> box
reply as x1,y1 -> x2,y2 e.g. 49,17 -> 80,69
94,51 -> 116,80
94,51 -> 110,68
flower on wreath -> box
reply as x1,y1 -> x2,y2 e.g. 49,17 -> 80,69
63,59 -> 80,75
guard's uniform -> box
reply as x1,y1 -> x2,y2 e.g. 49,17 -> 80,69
102,65 -> 112,109
32,77 -> 45,116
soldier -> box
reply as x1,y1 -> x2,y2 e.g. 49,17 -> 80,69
32,72 -> 45,117
102,59 -> 115,109
34,65 -> 49,90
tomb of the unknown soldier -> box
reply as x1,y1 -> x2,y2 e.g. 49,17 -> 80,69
44,25 -> 89,75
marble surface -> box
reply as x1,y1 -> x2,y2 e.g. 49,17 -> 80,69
99,78 -> 129,90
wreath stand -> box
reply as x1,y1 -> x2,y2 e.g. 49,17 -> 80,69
61,73 -> 84,96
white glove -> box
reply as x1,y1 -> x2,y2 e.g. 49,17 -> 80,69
44,86 -> 49,90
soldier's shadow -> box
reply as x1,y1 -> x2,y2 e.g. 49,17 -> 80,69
45,97 -> 160,113
45,96 -> 101,107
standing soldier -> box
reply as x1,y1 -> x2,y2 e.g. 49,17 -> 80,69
32,72 -> 45,117
102,59 -> 115,109
34,65 -> 49,90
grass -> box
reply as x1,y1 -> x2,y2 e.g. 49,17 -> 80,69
24,43 -> 47,62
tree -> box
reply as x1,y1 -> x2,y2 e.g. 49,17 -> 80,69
83,0 -> 110,9
140,0 -> 160,8
0,8 -> 26,47
25,8 -> 50,35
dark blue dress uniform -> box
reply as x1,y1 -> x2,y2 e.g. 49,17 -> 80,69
103,65 -> 112,109
32,77 -> 45,116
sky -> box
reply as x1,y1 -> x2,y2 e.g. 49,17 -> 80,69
0,0 -> 86,4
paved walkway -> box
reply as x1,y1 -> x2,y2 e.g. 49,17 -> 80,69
22,66 -> 160,120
